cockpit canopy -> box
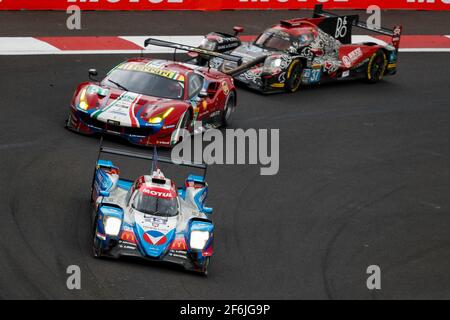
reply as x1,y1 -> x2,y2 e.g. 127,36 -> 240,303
128,173 -> 179,217
255,29 -> 293,51
254,27 -> 316,52
131,188 -> 178,217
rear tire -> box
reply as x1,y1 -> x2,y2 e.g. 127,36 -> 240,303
221,91 -> 236,127
366,50 -> 387,83
285,59 -> 302,93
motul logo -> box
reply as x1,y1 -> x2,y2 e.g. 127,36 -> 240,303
150,190 -> 171,197
142,187 -> 174,198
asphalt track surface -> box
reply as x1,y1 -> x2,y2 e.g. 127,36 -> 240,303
1,11 -> 450,300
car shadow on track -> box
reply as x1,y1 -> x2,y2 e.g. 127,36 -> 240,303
94,254 -> 207,278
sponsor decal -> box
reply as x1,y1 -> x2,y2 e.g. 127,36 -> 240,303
168,252 -> 188,260
119,244 -> 137,250
170,238 -> 188,251
107,119 -> 120,126
86,85 -> 109,97
156,140 -> 171,145
335,16 -> 349,39
387,63 -> 397,69
222,81 -> 230,95
342,47 -> 363,68
393,26 -> 402,40
341,70 -> 350,78
143,230 -> 169,246
120,230 -> 136,243
141,187 -> 176,199
209,110 -> 221,118
118,62 -> 185,82
302,67 -> 322,84
91,91 -> 127,119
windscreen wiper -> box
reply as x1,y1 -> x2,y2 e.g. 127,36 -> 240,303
107,79 -> 129,92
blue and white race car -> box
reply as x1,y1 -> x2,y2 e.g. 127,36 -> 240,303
90,145 -> 214,275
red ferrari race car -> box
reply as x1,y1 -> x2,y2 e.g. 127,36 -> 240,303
194,4 -> 402,94
66,39 -> 241,147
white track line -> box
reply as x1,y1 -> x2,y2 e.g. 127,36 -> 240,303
400,48 -> 450,52
0,37 -> 59,54
0,35 -> 450,55
0,50 -> 147,55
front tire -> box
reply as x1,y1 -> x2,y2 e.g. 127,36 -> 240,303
221,91 -> 236,127
181,110 -> 193,132
92,223 -> 103,258
200,257 -> 211,277
366,50 -> 387,83
285,59 -> 302,93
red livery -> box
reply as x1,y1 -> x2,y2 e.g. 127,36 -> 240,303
67,39 -> 240,147
194,5 -> 402,93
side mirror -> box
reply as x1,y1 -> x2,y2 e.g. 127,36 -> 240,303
99,190 -> 110,197
233,26 -> 244,36
198,90 -> 208,99
88,68 -> 98,81
202,207 -> 213,215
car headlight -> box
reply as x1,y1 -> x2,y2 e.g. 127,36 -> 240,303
78,88 -> 89,111
103,216 -> 122,236
190,230 -> 210,250
200,38 -> 217,51
149,116 -> 163,124
263,56 -> 283,75
148,107 -> 174,124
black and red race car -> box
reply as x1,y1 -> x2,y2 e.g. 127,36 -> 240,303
66,39 -> 240,147
193,5 -> 402,94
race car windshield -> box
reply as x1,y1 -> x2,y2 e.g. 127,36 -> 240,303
103,69 -> 184,100
132,191 -> 179,217
255,31 -> 292,51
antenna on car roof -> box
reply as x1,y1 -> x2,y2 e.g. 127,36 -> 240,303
152,145 -> 159,173
173,48 -> 177,62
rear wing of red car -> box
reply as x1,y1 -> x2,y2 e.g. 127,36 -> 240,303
313,4 -> 402,51
144,37 -> 242,65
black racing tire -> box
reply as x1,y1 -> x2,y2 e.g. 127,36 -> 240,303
201,257 -> 211,277
92,223 -> 103,258
366,49 -> 388,83
285,59 -> 303,93
181,110 -> 193,132
177,110 -> 193,144
65,113 -> 72,129
221,91 -> 236,127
